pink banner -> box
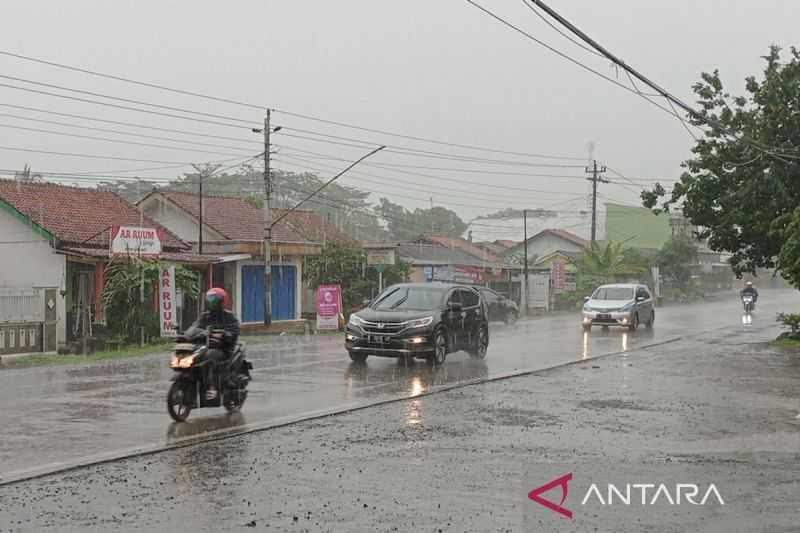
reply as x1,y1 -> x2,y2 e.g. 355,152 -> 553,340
316,284 -> 342,330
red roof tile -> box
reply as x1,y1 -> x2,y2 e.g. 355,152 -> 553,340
157,191 -> 348,244
0,179 -> 186,249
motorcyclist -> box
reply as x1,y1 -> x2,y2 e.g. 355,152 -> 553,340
188,288 -> 240,400
740,281 -> 759,306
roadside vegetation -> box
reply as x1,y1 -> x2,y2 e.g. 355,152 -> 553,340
1,341 -> 171,369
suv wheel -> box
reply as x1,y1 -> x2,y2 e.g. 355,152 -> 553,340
628,313 -> 639,331
429,330 -> 447,366
646,310 -> 655,329
469,326 -> 489,359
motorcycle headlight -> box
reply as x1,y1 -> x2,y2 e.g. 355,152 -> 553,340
348,314 -> 364,327
176,355 -> 196,368
406,316 -> 434,329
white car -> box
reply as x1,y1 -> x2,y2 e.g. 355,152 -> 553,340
582,283 -> 655,331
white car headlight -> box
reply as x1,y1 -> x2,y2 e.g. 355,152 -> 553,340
619,302 -> 634,312
406,316 -> 434,329
348,314 -> 365,326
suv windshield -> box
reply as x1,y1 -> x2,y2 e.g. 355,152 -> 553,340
592,287 -> 634,300
372,287 -> 445,311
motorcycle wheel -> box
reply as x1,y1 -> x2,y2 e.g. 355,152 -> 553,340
167,381 -> 192,422
224,389 -> 247,413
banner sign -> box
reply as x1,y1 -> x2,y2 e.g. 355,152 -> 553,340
316,284 -> 342,330
367,249 -> 396,266
159,266 -> 178,337
110,226 -> 163,257
551,261 -> 566,292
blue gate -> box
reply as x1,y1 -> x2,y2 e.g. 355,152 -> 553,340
241,265 -> 296,322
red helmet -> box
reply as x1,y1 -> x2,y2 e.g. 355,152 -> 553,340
205,287 -> 228,311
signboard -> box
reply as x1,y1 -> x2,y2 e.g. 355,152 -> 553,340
551,261 -> 566,292
453,266 -> 484,285
111,226 -> 163,257
367,249 -> 396,266
159,266 -> 178,337
316,284 -> 342,331
431,265 -> 455,282
528,273 -> 550,310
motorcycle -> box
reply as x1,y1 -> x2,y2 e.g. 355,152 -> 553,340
166,327 -> 252,422
742,294 -> 755,313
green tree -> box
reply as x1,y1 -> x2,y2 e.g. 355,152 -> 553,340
576,241 -> 646,294
642,46 -> 800,281
656,237 -> 698,291
304,241 -> 410,312
102,257 -> 199,343
375,198 -> 467,240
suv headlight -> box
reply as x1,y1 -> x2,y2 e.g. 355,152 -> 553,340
348,314 -> 365,327
619,302 -> 634,312
406,316 -> 434,329
583,305 -> 592,312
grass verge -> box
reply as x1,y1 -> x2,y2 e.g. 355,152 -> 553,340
769,337 -> 800,349
1,342 -> 171,369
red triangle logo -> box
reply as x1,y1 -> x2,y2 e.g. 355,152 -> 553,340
528,472 -> 573,519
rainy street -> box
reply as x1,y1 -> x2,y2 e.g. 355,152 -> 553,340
1,289 -> 799,532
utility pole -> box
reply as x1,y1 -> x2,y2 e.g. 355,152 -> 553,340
262,110 -> 273,326
523,208 -> 529,317
586,160 -> 608,243
198,171 -> 204,255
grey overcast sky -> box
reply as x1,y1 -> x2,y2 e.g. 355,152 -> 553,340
1,0 -> 798,226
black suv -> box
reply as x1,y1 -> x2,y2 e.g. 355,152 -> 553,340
345,282 -> 489,365
479,288 -> 519,324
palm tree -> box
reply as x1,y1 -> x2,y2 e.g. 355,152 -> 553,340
577,241 -> 646,292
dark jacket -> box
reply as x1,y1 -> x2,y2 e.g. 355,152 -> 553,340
740,286 -> 759,300
189,310 -> 240,350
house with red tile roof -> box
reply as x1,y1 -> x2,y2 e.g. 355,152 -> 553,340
505,228 -> 589,266
0,179 -> 212,353
138,191 -> 349,324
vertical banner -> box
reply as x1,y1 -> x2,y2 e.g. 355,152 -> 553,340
316,284 -> 342,331
159,266 -> 178,337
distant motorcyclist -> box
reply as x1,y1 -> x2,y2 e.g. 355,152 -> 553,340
740,281 -> 759,305
187,288 -> 240,400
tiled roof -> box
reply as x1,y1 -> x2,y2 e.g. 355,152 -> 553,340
536,228 -> 589,249
397,243 -> 492,267
0,179 -> 186,249
417,234 -> 499,262
62,247 -> 218,264
157,191 -> 347,244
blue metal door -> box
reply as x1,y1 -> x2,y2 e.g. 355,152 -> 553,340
241,265 -> 296,322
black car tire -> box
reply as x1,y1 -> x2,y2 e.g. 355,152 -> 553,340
348,351 -> 368,364
646,310 -> 655,329
469,326 -> 489,359
504,310 -> 518,325
582,323 -> 592,332
428,330 -> 447,366
628,313 -> 639,331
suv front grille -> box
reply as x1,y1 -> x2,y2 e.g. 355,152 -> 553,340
360,320 -> 405,335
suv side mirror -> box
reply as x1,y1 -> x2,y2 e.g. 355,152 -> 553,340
449,302 -> 463,312
362,298 -> 371,307
636,296 -> 645,302
583,296 -> 590,301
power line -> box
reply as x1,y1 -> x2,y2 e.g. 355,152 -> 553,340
0,123 -> 255,158
0,73 -> 255,126
528,0 -> 800,162
0,112 -> 259,152
0,103 -> 263,145
0,82 -> 254,131
0,145 -> 262,165
0,49 -> 587,161
521,0 -> 604,58
275,152 -> 591,195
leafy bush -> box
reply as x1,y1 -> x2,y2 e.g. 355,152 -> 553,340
776,312 -> 800,335
102,257 -> 199,343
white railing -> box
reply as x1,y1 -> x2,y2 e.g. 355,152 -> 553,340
0,288 -> 44,323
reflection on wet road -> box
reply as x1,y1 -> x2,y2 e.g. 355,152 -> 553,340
0,290 -> 796,481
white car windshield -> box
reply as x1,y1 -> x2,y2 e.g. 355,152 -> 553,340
592,287 -> 634,300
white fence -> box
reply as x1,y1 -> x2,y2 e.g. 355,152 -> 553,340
0,288 -> 44,323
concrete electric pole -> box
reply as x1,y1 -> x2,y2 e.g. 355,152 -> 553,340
586,160 -> 608,244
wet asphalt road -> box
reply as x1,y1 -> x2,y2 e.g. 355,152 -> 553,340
0,289 -> 797,484
0,290 -> 798,532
